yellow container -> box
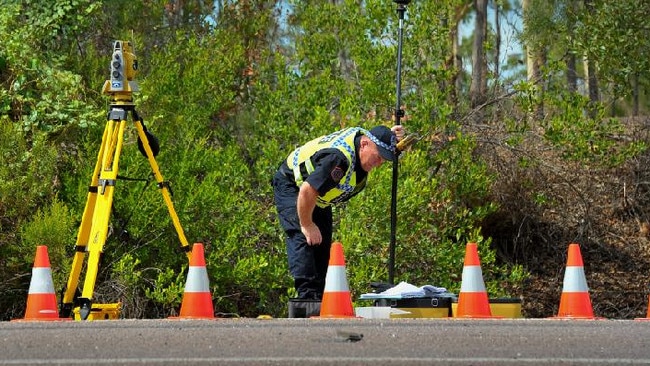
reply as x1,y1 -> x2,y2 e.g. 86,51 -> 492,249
451,298 -> 522,318
73,302 -> 121,320
374,297 -> 452,318
391,307 -> 450,318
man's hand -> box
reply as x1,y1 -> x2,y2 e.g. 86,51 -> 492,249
301,222 -> 322,246
391,125 -> 405,142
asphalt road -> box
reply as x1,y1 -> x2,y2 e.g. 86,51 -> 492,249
2,318 -> 650,365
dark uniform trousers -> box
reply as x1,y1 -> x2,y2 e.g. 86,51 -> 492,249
272,170 -> 333,300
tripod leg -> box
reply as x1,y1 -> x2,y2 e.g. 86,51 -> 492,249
133,117 -> 192,260
60,121 -> 112,318
75,114 -> 127,319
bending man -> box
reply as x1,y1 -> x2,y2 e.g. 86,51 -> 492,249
272,125 -> 404,300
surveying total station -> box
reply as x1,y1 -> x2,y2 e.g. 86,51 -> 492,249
59,40 -> 192,320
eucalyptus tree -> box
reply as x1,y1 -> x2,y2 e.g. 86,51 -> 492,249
470,0 -> 488,113
574,0 -> 650,116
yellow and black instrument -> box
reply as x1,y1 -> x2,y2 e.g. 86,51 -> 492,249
60,40 -> 191,320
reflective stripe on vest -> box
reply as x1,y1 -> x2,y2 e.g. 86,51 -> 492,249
287,127 -> 364,207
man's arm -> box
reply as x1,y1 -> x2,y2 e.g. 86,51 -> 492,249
297,181 -> 322,245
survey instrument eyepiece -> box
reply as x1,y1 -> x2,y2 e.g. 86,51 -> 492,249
102,40 -> 139,97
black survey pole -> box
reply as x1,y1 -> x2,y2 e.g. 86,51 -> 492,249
389,0 -> 410,285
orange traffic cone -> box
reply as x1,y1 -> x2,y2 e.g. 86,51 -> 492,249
552,243 -> 601,320
170,243 -> 215,319
13,245 -> 68,321
455,242 -> 499,318
317,242 -> 356,318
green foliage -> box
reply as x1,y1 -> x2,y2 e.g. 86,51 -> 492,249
0,0 -> 528,320
18,200 -> 75,259
0,125 -> 57,219
19,199 -> 76,288
20,0 -> 100,43
542,90 -> 646,165
0,123 -> 64,317
339,125 -> 522,300
574,0 -> 650,98
145,266 -> 185,309
114,253 -> 185,318
0,1 -> 102,133
9,0 -> 650,320
510,62 -> 647,167
520,0 -> 650,111
511,66 -> 646,168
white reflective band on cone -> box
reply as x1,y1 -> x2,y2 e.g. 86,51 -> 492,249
459,266 -> 487,292
323,266 -> 350,292
562,267 -> 589,292
28,268 -> 55,294
184,266 -> 210,292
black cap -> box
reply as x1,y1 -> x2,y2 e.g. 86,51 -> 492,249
368,126 -> 397,162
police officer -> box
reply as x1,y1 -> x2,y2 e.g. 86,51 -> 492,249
272,125 -> 405,300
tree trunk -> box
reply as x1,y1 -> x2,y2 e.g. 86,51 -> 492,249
448,2 -> 471,117
633,73 -> 639,116
523,0 -> 537,83
470,0 -> 488,115
585,58 -> 599,101
566,0 -> 578,93
331,0 -> 351,80
445,16 -> 460,108
523,0 -> 544,121
584,0 -> 599,117
494,1 -> 501,80
566,54 -> 577,93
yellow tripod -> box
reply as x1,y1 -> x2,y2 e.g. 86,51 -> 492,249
60,40 -> 191,320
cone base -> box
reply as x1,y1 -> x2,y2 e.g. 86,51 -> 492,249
311,315 -> 359,319
11,317 -> 71,322
175,291 -> 215,319
15,299 -> 70,322
169,312 -> 217,320
549,314 -> 605,320
453,315 -> 503,319
319,291 -> 355,318
456,292 -> 495,318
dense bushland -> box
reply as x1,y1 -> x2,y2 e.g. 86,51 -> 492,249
1,0 -> 649,320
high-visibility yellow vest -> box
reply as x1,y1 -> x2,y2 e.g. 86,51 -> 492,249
287,127 -> 366,207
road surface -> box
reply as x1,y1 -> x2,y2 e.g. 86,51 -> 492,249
2,318 -> 649,365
